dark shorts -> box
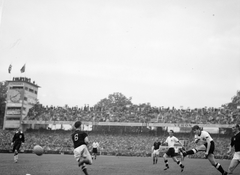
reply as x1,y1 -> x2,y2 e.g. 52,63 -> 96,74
166,148 -> 176,157
204,141 -> 215,154
92,148 -> 98,154
13,142 -> 22,153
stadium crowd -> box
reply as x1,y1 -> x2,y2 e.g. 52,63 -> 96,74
0,129 -> 232,159
24,104 -> 240,124
23,91 -> 240,124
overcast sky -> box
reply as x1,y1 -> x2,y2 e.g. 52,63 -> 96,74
0,0 -> 239,109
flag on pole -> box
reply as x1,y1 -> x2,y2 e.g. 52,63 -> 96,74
8,64 -> 12,73
20,64 -> 25,73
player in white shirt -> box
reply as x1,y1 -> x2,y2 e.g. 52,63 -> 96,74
92,141 -> 99,160
162,130 -> 184,172
182,125 -> 227,175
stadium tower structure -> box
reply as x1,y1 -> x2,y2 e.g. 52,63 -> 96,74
3,77 -> 40,130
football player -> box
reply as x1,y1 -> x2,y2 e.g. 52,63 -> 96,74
162,130 -> 184,172
11,128 -> 25,163
152,137 -> 161,164
92,141 -> 99,160
181,125 -> 227,175
227,124 -> 240,174
72,121 -> 92,175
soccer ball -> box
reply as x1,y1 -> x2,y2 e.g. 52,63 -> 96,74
33,145 -> 43,156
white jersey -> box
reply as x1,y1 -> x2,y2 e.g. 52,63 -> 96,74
92,142 -> 99,148
165,136 -> 179,148
194,130 -> 213,144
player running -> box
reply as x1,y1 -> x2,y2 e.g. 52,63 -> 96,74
152,137 -> 161,164
227,124 -> 240,174
162,130 -> 184,172
181,125 -> 227,175
11,128 -> 25,163
72,121 -> 92,175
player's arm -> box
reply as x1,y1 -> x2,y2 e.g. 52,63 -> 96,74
84,136 -> 89,145
205,137 -> 211,155
11,133 -> 16,146
227,145 -> 233,154
227,139 -> 234,154
163,138 -> 168,145
176,139 -> 183,147
22,133 -> 25,144
194,135 -> 200,144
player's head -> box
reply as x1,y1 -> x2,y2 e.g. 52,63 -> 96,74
232,124 -> 240,133
74,121 -> 82,129
169,130 -> 174,136
192,125 -> 201,134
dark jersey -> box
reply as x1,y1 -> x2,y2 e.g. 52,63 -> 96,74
153,141 -> 161,150
230,132 -> 240,152
12,131 -> 25,143
71,130 -> 88,149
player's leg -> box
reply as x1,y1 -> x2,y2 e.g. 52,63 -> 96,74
178,148 -> 185,161
155,151 -> 159,164
74,145 -> 91,175
12,144 -> 17,163
163,153 -> 169,170
228,159 -> 239,174
80,146 -> 93,175
182,145 -> 206,157
82,145 -> 92,165
172,156 -> 184,172
207,141 -> 227,175
152,151 -> 155,164
208,154 -> 227,175
228,152 -> 240,174
152,150 -> 157,164
95,148 -> 97,159
13,143 -> 21,163
81,164 -> 89,175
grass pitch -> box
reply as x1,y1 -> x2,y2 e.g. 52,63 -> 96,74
0,153 -> 238,175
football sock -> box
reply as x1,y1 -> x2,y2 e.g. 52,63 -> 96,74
164,160 -> 169,167
186,149 -> 197,155
177,160 -> 184,168
81,165 -> 89,175
214,163 -> 225,174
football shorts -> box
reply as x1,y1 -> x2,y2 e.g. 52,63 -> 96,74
74,145 -> 92,164
233,151 -> 240,160
153,149 -> 160,156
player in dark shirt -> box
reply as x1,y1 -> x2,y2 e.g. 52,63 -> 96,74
72,121 -> 92,175
227,124 -> 240,174
152,138 -> 161,164
11,129 -> 25,163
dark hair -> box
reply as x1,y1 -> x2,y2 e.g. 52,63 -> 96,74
236,124 -> 240,129
192,125 -> 200,131
169,130 -> 174,133
74,121 -> 81,128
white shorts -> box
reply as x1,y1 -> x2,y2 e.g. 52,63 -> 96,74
232,152 -> 240,160
73,145 -> 92,164
153,149 -> 160,156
